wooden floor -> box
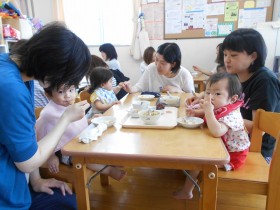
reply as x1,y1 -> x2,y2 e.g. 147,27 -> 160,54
88,167 -> 266,210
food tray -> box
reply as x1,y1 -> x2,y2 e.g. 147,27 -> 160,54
121,107 -> 178,129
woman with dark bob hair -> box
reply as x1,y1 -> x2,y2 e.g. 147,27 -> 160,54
222,28 -> 280,162
0,22 -> 91,209
186,28 -> 280,162
99,43 -> 123,71
121,42 -> 194,93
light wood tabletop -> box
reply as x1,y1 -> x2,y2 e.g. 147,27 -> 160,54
62,93 -> 229,210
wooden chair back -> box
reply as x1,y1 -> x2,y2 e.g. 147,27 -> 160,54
250,109 -> 280,153
217,109 -> 280,210
79,90 -> 91,104
35,107 -> 44,119
251,109 -> 280,210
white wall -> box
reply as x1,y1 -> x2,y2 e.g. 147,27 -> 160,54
31,0 -> 280,85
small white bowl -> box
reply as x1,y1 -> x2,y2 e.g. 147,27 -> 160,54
177,117 -> 204,128
161,96 -> 180,106
138,110 -> 161,125
91,116 -> 116,127
137,95 -> 155,101
132,101 -> 150,110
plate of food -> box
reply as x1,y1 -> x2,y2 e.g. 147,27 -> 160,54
177,117 -> 204,128
137,94 -> 155,101
91,116 -> 116,127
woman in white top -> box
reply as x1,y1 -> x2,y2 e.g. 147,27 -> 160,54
122,43 -> 194,93
140,46 -> 156,74
99,43 -> 122,71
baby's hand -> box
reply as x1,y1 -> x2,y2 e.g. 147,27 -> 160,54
93,114 -> 103,118
112,101 -> 121,106
200,94 -> 214,113
48,155 -> 60,174
63,100 -> 90,123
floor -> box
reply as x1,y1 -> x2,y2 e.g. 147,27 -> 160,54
88,167 -> 266,210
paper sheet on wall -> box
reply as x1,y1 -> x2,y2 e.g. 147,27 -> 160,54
146,22 -> 164,39
238,8 -> 267,28
206,2 -> 225,16
182,11 -> 206,30
217,22 -> 234,36
165,20 -> 181,34
165,0 -> 182,10
224,2 -> 239,22
256,0 -> 271,7
205,18 -> 218,37
142,3 -> 164,39
244,1 -> 255,8
183,0 -> 207,12
165,9 -> 182,34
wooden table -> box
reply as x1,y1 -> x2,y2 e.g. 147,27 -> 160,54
193,74 -> 208,92
62,93 -> 229,210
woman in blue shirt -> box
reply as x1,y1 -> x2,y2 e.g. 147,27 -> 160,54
0,22 -> 91,210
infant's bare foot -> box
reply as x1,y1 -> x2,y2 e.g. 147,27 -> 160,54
109,167 -> 127,181
172,189 -> 193,200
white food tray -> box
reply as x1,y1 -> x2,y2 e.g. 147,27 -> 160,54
121,107 -> 178,129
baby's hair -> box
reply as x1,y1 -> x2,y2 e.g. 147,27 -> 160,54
206,72 -> 242,98
88,67 -> 113,94
143,47 -> 155,65
44,83 -> 77,96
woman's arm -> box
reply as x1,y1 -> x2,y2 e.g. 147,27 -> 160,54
193,66 -> 213,76
15,101 -> 90,173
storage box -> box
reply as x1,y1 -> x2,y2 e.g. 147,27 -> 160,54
2,18 -> 33,39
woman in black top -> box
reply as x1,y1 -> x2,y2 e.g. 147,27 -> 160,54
222,28 -> 280,161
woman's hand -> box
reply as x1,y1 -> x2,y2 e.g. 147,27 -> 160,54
119,81 -> 132,93
161,85 -> 182,93
185,91 -> 204,106
32,178 -> 73,196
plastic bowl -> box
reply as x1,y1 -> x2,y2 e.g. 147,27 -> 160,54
132,101 -> 150,110
177,117 -> 204,128
161,95 -> 180,105
138,110 -> 161,125
91,116 -> 116,127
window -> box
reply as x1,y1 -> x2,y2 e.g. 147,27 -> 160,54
62,0 -> 133,46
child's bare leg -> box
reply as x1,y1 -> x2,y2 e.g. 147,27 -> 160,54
172,170 -> 200,199
87,164 -> 126,181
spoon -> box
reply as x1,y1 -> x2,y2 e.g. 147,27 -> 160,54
192,90 -> 198,97
167,91 -> 172,97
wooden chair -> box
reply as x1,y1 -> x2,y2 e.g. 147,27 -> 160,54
35,106 -> 109,192
79,90 -> 91,104
218,109 -> 280,210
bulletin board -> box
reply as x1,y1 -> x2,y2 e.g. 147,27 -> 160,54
164,0 -> 275,39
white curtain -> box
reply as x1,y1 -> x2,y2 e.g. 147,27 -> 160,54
130,0 -> 142,60
52,0 -> 65,22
